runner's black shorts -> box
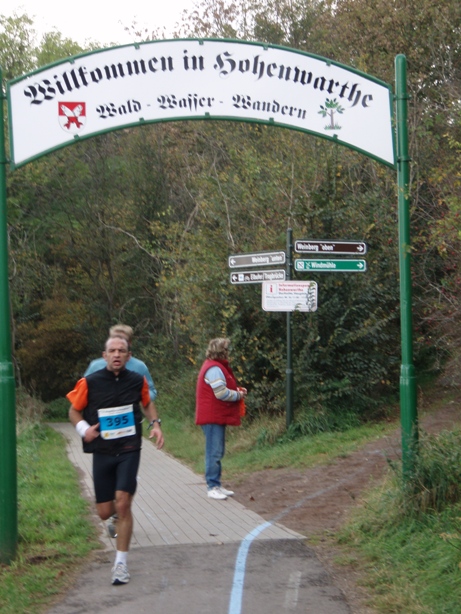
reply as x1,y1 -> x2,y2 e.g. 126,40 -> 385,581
92,450 -> 141,503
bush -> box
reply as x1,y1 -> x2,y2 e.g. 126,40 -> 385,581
396,429 -> 461,515
44,397 -> 69,421
16,388 -> 45,434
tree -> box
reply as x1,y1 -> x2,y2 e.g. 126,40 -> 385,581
5,0 -> 461,412
36,31 -> 86,67
0,13 -> 37,80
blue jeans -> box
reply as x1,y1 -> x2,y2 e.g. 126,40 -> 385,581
201,424 -> 226,489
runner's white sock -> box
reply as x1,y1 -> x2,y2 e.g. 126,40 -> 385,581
115,551 -> 128,566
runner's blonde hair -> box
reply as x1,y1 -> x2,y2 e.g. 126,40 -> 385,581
109,324 -> 134,344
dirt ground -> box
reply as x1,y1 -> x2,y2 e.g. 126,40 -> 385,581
232,390 -> 461,613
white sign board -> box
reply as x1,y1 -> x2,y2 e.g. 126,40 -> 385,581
229,251 -> 286,268
262,281 -> 318,312
7,39 -> 396,167
231,269 -> 286,284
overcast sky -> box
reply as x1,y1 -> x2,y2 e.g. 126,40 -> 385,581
2,0 -> 196,46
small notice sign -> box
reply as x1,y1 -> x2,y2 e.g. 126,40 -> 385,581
262,281 -> 318,312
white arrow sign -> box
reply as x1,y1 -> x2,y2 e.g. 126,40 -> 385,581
228,251 -> 286,268
230,269 -> 286,284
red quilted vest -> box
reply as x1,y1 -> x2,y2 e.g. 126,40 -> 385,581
195,359 -> 241,426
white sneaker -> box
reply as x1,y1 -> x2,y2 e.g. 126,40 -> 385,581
107,514 -> 117,539
207,487 -> 227,500
111,563 -> 130,585
219,487 -> 234,497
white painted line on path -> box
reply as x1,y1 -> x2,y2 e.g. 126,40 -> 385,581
228,521 -> 272,614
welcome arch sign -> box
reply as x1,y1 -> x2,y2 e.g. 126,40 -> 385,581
0,40 -> 414,563
7,39 -> 395,167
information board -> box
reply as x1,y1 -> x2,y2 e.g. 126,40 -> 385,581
262,281 -> 318,312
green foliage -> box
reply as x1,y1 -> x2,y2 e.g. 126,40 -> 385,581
44,397 -> 69,421
16,387 -> 46,427
397,430 -> 461,516
0,13 -> 37,80
283,408 -> 362,440
3,0 -> 461,423
341,429 -> 461,532
0,12 -> 90,81
340,498 -> 461,613
36,31 -> 86,67
16,298 -> 89,401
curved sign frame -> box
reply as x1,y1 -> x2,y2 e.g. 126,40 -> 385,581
7,38 -> 395,168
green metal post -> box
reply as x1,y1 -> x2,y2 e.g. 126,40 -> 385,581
286,228 -> 293,428
0,68 -> 17,564
395,55 -> 418,476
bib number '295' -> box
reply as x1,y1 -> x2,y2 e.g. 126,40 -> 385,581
98,405 -> 136,440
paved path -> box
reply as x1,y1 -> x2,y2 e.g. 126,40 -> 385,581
52,423 -> 300,548
48,424 -> 351,614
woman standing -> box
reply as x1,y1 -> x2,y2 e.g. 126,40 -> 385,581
195,338 -> 247,500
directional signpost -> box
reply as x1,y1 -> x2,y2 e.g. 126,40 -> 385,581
228,236 -> 368,430
228,244 -> 292,427
295,259 -> 367,272
295,240 -> 367,255
230,269 -> 286,284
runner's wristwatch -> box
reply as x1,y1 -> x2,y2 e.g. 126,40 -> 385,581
148,418 -> 161,429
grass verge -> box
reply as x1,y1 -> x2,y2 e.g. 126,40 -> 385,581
336,476 -> 461,613
157,396 -> 397,479
0,395 -> 101,614
335,427 -> 461,613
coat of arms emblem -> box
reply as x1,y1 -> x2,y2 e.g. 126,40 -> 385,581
58,102 -> 86,133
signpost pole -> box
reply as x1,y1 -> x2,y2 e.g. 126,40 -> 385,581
395,54 -> 418,477
286,228 -> 293,429
0,68 -> 18,564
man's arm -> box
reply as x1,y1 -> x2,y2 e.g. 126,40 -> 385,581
69,405 -> 100,443
141,366 -> 157,401
146,373 -> 157,402
67,378 -> 99,442
142,400 -> 164,449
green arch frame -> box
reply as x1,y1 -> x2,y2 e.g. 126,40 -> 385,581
0,44 -> 414,564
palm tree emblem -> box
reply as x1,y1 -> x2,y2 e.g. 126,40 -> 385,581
319,98 -> 345,130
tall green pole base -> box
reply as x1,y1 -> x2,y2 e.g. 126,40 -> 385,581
0,67 -> 18,564
396,54 -> 418,481
0,362 -> 17,564
400,364 -> 418,479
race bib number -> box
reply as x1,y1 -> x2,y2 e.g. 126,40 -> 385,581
98,405 -> 136,440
